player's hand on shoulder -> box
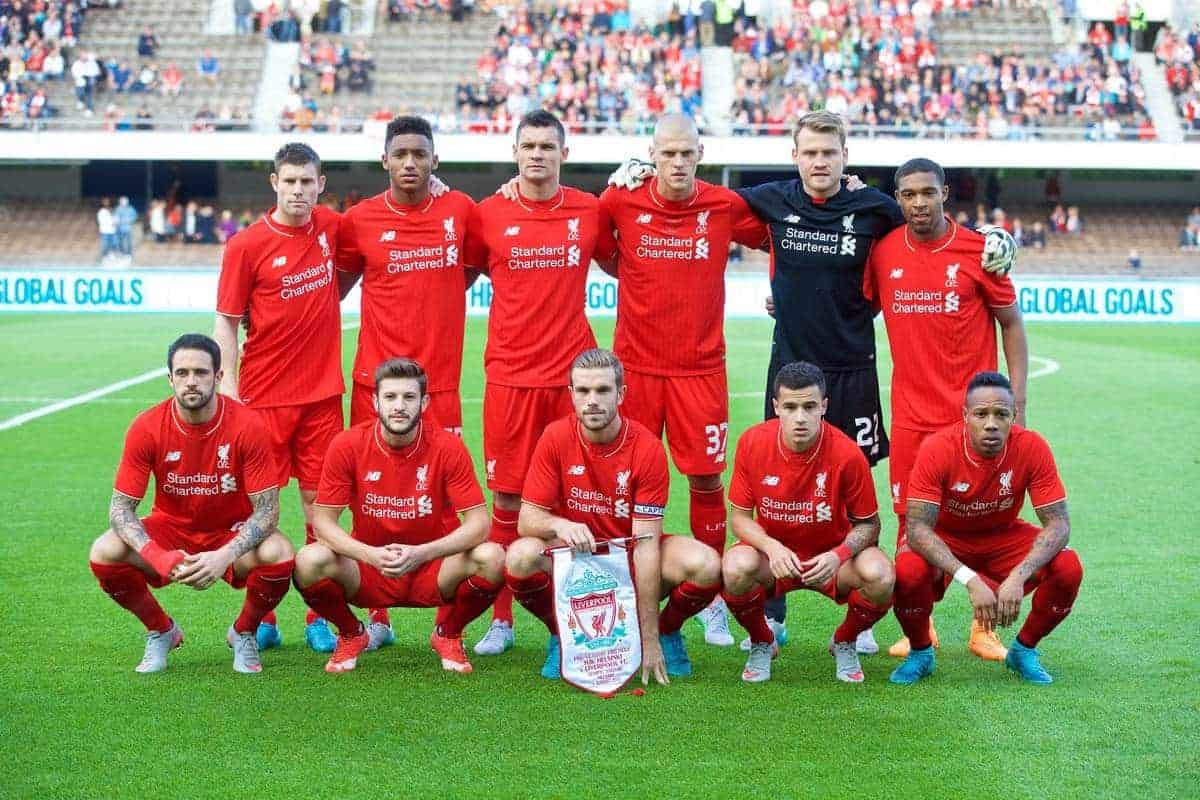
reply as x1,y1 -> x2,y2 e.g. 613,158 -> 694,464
429,174 -> 449,198
977,224 -> 1017,276
641,637 -> 669,686
558,521 -> 596,553
799,551 -> 840,588
608,158 -> 656,191
842,173 -> 866,192
966,576 -> 999,631
995,575 -> 1024,627
496,176 -> 520,201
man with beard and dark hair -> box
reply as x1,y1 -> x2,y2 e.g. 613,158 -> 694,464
89,334 -> 294,674
292,358 -> 503,675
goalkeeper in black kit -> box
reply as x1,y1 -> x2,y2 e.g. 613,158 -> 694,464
738,111 -> 1017,651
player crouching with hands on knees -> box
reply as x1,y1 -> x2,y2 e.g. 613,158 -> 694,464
292,358 -> 503,675
890,372 -> 1081,686
89,334 -> 295,674
503,349 -> 723,685
721,361 -> 894,684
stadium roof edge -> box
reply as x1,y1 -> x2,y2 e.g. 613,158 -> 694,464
1,132 -> 1197,171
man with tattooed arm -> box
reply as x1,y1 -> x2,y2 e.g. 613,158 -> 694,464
88,334 -> 294,674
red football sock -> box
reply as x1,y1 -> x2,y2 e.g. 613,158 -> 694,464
296,577 -> 362,636
506,569 -> 556,633
894,550 -> 937,650
1017,549 -> 1083,648
261,611 -> 278,626
489,506 -> 519,548
234,560 -> 294,634
91,561 -> 171,633
723,586 -> 774,645
491,587 -> 515,625
833,589 -> 893,644
369,608 -> 392,626
689,485 -> 727,553
439,576 -> 502,638
659,581 -> 721,635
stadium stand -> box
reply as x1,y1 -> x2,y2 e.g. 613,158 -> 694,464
1157,20 -> 1200,139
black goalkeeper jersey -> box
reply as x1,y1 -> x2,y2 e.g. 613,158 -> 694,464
737,181 -> 904,371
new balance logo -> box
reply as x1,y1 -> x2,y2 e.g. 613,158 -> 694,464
890,268 -> 904,279
568,465 -> 585,475
379,230 -> 396,242
762,475 -> 780,486
272,256 -> 288,268
164,451 -> 181,462
951,481 -> 970,492
636,213 -> 652,224
364,471 -> 381,481
503,226 -> 520,237
784,214 -> 801,223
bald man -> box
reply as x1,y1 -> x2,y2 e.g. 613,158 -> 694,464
596,114 -> 771,646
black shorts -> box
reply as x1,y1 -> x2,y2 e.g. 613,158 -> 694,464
764,356 -> 889,467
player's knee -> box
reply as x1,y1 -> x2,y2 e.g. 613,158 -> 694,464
1048,548 -> 1083,590
88,530 -> 129,564
505,537 -> 545,576
473,541 -> 506,581
855,548 -> 895,597
689,543 -> 723,586
721,547 -> 758,588
257,531 -> 295,564
294,542 -> 335,584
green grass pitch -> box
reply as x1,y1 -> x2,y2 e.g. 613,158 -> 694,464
0,313 -> 1196,799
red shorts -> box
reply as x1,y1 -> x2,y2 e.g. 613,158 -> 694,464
622,369 -> 728,476
350,382 -> 462,435
256,395 -> 344,491
141,513 -> 243,588
482,383 -> 573,494
910,520 -> 1065,601
888,426 -> 937,517
729,542 -> 845,603
349,558 -> 446,608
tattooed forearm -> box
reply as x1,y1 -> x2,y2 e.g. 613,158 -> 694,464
227,488 -> 280,560
843,513 -> 881,555
905,500 -> 965,576
109,491 -> 149,550
1014,500 -> 1071,581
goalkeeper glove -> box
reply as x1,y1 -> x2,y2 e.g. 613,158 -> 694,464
607,158 -> 656,190
978,224 -> 1017,276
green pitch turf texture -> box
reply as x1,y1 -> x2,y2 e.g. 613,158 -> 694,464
1,313 -> 1195,800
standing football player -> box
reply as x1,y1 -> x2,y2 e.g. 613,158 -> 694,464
890,373 -> 1081,685
214,142 -> 345,654
863,157 -> 1028,661
461,110 -> 617,658
504,349 -> 723,682
89,334 -> 294,673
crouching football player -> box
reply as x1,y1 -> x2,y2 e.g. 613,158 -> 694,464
293,358 -> 503,674
504,349 -> 723,684
89,334 -> 295,674
890,372 -> 1082,686
721,361 -> 894,684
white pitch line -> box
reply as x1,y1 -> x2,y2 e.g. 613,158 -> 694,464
0,368 -> 167,431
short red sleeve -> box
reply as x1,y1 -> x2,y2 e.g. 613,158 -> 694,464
442,437 -> 486,512
631,440 -> 669,519
335,210 -> 365,274
521,431 -> 561,509
980,269 -> 1017,309
315,432 -> 356,507
238,416 -> 278,496
113,415 -> 155,500
593,206 -> 618,264
728,432 -> 756,510
215,233 -> 253,317
906,435 -> 951,507
1025,432 -> 1067,508
728,190 -> 769,249
841,447 -> 879,520
463,204 -> 488,273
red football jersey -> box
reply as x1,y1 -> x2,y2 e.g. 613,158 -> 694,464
315,420 -> 485,547
337,190 -> 476,393
216,205 -> 344,408
729,419 -> 878,558
114,396 -> 277,531
522,416 -> 669,542
906,422 -> 1067,543
464,188 -> 616,387
599,180 -> 768,376
863,219 -> 1017,431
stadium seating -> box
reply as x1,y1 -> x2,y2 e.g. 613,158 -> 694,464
1157,21 -> 1200,139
